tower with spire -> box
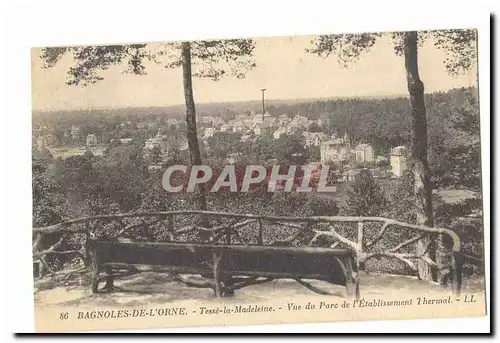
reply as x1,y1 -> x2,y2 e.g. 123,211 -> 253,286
344,131 -> 351,150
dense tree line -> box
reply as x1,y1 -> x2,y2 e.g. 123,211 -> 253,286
33,87 -> 482,227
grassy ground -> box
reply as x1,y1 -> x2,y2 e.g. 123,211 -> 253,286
49,147 -> 87,159
437,189 -> 479,204
34,272 -> 486,309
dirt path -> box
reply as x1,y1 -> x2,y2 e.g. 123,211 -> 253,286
34,272 -> 485,310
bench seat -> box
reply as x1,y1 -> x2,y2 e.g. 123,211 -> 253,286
89,239 -> 359,298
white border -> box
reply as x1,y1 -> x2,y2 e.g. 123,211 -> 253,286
1,0 -> 493,336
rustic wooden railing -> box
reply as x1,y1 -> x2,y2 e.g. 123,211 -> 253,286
32,211 -> 464,295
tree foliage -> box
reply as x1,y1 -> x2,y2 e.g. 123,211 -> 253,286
345,169 -> 387,216
40,39 -> 256,85
307,29 -> 477,76
32,165 -> 70,227
40,38 -> 256,215
429,88 -> 481,191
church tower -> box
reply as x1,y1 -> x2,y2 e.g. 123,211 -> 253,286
344,131 -> 351,149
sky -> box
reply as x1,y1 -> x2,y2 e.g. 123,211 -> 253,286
31,33 -> 477,111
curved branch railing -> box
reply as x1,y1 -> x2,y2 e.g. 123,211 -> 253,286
32,211 -> 465,295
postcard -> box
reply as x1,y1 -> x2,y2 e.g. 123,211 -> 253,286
31,28 -> 486,332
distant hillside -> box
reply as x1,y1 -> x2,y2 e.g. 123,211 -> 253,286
33,93 -> 412,120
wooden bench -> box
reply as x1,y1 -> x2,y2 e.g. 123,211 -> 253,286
89,238 -> 360,299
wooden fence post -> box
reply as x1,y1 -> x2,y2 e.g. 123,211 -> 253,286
167,215 -> 174,241
145,223 -> 154,242
451,251 -> 464,296
226,226 -> 231,245
223,224 -> 234,296
104,266 -> 114,291
89,238 -> 99,294
357,221 -> 365,272
257,219 -> 263,245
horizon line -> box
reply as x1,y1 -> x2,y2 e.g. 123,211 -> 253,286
33,86 -> 475,113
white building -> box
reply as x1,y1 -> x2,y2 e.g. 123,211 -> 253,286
287,114 -> 310,131
119,138 -> 133,145
252,124 -> 262,136
390,146 -> 408,177
273,127 -> 287,140
145,137 -> 161,150
89,146 -> 107,157
200,116 -> 214,124
71,125 -> 81,140
303,132 -> 328,147
278,114 -> 291,126
232,122 -> 245,133
203,127 -> 217,138
36,136 -> 47,151
144,129 -> 166,150
342,169 -> 363,182
227,152 -> 241,165
166,119 -> 180,127
240,134 -> 252,142
251,122 -> 272,136
354,143 -> 374,163
262,114 -> 276,127
86,134 -> 98,147
320,133 -> 351,165
250,112 -> 264,126
148,165 -> 163,173
220,124 -> 233,133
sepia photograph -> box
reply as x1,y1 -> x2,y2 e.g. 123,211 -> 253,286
30,27 -> 487,333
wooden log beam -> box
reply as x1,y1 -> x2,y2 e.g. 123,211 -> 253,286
388,233 -> 427,253
365,221 -> 392,248
171,274 -> 216,288
96,240 -> 353,255
38,257 -> 55,276
32,233 -> 43,251
269,225 -> 309,246
295,278 -> 332,295
33,233 -> 67,257
32,212 -> 461,254
229,277 -> 275,290
312,229 -> 357,251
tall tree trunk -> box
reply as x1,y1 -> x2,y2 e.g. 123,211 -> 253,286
403,32 -> 436,282
181,42 -> 208,213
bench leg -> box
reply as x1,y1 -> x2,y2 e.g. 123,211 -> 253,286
221,275 -> 235,297
212,252 -> 223,299
219,274 -> 234,297
344,256 -> 360,300
91,266 -> 99,294
346,279 -> 360,300
104,266 -> 114,291
223,288 -> 235,297
211,252 -> 236,298
90,244 -> 99,294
